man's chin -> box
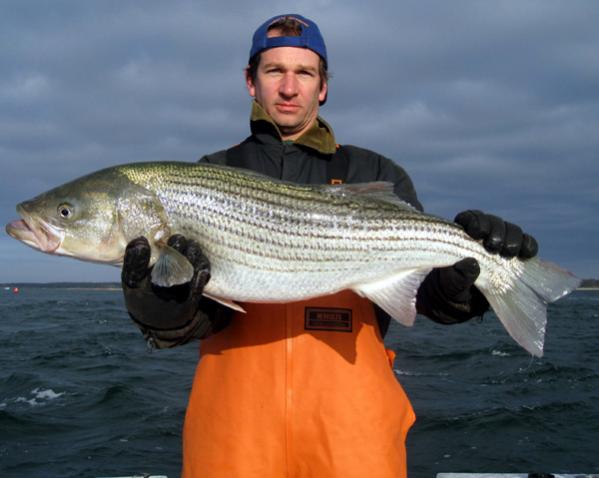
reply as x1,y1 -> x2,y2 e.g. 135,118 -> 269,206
274,117 -> 312,139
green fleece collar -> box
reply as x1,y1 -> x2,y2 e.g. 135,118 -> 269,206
250,101 -> 337,155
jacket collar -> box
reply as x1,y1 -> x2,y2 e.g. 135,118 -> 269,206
249,101 -> 337,155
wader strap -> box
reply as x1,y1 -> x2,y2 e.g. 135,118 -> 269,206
328,145 -> 350,184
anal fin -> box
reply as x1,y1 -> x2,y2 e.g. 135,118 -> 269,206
354,268 -> 432,326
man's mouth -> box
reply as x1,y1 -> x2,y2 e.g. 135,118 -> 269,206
276,102 -> 300,113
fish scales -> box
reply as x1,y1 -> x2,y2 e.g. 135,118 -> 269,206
165,189 -> 456,264
155,169 -> 474,266
121,165 -> 506,300
120,165 -> 488,292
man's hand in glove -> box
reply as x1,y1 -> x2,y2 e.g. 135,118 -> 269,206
121,234 -> 231,348
454,210 -> 538,260
416,210 -> 538,324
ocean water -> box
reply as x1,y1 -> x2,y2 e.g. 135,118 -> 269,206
0,286 -> 597,478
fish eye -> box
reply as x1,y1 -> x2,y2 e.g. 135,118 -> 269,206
57,203 -> 74,219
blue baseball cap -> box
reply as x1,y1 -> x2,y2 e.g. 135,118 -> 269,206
249,14 -> 328,67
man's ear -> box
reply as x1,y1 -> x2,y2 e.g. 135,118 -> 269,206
245,67 -> 256,98
318,80 -> 328,104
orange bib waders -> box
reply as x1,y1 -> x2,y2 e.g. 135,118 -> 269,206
182,291 -> 415,478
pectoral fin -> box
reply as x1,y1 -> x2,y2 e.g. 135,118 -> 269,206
354,269 -> 432,326
150,245 -> 195,287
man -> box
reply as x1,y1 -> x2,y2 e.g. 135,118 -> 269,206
121,14 -> 538,478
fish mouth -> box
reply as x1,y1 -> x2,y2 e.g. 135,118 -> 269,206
5,204 -> 63,253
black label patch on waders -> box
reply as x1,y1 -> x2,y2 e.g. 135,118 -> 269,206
304,308 -> 353,332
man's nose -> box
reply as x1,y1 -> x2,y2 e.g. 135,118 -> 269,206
279,73 -> 298,97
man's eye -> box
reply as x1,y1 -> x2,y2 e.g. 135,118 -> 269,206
298,70 -> 315,77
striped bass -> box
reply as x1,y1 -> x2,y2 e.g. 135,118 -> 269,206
6,161 -> 580,356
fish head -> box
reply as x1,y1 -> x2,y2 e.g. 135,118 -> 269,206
6,168 -> 169,265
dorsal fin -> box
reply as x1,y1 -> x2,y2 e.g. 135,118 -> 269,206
320,182 -> 418,210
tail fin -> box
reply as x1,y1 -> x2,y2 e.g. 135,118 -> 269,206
482,258 -> 580,357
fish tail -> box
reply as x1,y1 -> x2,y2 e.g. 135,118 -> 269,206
480,257 -> 580,357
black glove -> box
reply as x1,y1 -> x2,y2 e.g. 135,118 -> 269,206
417,257 -> 489,324
454,209 -> 538,259
121,234 -> 232,349
417,210 -> 538,324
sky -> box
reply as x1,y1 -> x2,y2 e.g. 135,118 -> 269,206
1,0 -> 598,283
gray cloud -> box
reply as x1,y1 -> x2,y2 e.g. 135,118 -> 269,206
1,0 -> 598,282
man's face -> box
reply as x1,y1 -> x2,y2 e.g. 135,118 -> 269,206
246,46 -> 327,141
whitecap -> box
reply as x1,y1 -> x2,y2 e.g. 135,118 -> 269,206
394,368 -> 419,376
31,388 -> 64,400
15,396 -> 39,406
10,388 -> 65,407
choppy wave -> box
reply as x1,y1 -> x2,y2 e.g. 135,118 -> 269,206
1,287 -> 598,477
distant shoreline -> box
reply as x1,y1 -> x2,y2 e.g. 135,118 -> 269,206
1,283 -> 120,290
2,282 -> 598,292
58,287 -> 121,291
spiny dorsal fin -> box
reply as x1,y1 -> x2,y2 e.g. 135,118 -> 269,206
321,182 -> 417,210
